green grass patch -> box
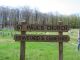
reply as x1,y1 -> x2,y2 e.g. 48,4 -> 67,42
0,29 -> 80,60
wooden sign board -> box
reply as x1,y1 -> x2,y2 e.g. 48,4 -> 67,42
14,24 -> 69,32
14,34 -> 70,42
14,21 -> 70,60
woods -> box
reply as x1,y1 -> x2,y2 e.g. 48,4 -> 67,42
0,6 -> 80,29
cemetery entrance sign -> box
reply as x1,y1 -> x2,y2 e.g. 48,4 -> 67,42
14,21 -> 70,60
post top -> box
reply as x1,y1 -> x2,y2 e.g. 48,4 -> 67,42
58,21 -> 63,25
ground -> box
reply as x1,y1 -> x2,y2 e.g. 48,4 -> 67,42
0,29 -> 80,60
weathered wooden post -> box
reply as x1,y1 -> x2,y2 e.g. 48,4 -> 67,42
15,22 -> 27,60
58,21 -> 63,60
20,22 -> 27,60
20,31 -> 26,60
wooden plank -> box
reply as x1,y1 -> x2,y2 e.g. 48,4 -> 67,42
14,35 -> 70,42
14,24 -> 69,32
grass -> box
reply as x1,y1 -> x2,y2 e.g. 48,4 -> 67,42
0,29 -> 80,60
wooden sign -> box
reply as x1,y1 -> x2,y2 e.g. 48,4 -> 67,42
14,34 -> 70,42
15,23 -> 69,32
14,21 -> 70,60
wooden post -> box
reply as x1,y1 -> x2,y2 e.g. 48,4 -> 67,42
59,32 -> 63,60
20,31 -> 26,60
58,21 -> 63,60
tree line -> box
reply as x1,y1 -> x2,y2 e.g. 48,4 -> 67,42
0,6 -> 80,29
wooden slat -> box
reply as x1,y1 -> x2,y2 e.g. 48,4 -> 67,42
14,24 -> 69,32
14,34 -> 70,42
